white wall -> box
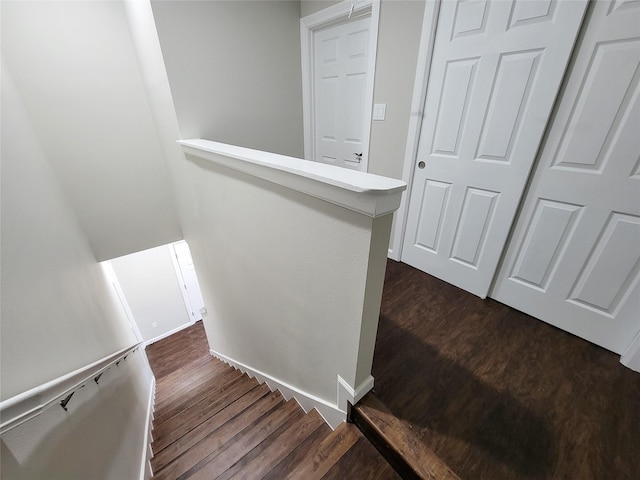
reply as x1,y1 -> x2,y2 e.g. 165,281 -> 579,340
125,0 -> 399,424
151,0 -> 304,158
368,0 -> 425,180
1,0 -> 183,261
110,245 -> 192,344
300,0 -> 426,258
1,56 -> 154,479
300,0 -> 340,17
0,58 -> 138,401
181,150 -> 393,422
1,349 -> 153,480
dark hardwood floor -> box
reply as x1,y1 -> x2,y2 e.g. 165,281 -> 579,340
369,260 -> 640,480
146,322 -> 400,480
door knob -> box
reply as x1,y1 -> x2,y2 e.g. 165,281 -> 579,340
354,153 -> 363,162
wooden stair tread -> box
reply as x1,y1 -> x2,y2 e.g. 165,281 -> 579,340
216,408 -> 326,480
151,382 -> 265,471
154,365 -> 241,422
321,437 -> 402,480
282,422 -> 361,480
151,385 -> 272,478
147,323 -> 401,480
352,393 -> 460,480
186,399 -> 302,479
153,369 -> 248,444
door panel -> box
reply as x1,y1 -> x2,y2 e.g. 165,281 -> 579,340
402,0 -> 588,297
492,0 -> 640,353
314,17 -> 370,171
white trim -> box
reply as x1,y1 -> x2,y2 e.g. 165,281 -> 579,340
168,242 -> 197,325
139,376 -> 156,480
389,0 -> 441,261
178,139 -> 406,218
300,0 -> 380,172
621,330 -> 640,373
210,348 -> 347,430
101,261 -> 144,343
144,320 -> 193,347
0,342 -> 141,434
337,374 -> 374,412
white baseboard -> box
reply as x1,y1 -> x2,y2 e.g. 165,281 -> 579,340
144,321 -> 193,347
621,330 -> 640,373
337,375 -> 374,413
209,349 -> 347,429
139,376 -> 156,480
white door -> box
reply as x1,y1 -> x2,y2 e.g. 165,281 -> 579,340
171,241 -> 205,322
491,0 -> 640,354
401,0 -> 588,297
314,17 -> 371,171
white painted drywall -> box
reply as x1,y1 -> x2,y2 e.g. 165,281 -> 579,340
182,151 -> 392,410
1,0 -> 183,261
126,0 -> 398,418
0,58 -> 138,401
2,49 -> 153,480
368,0 -> 426,180
110,245 -> 192,344
1,349 -> 154,480
300,0 -> 341,18
368,0 -> 426,257
151,0 -> 304,158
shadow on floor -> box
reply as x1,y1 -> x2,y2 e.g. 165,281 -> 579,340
373,314 -> 556,478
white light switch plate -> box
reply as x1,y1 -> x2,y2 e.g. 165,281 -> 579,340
373,103 -> 386,121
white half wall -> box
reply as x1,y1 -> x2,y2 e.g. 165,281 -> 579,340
180,141 -> 402,425
110,245 -> 193,344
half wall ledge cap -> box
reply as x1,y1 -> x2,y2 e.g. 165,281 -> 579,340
178,139 -> 407,218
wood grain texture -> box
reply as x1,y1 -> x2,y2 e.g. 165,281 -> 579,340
147,321 -> 397,479
282,423 -> 360,479
321,437 -> 402,480
353,393 -> 460,480
372,260 -> 640,480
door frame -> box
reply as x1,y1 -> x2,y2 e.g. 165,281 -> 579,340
387,0 -> 440,260
169,241 -> 203,324
621,330 -> 640,373
300,0 -> 380,172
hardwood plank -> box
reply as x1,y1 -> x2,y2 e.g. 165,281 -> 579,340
352,394 -> 460,480
321,437 -> 401,480
151,380 -> 262,470
154,369 -> 246,427
146,322 -> 210,378
186,399 -> 302,480
261,422 -> 333,480
220,409 -> 326,480
372,259 -> 640,480
154,358 -> 229,411
152,383 -> 267,471
152,389 -> 281,480
153,369 -> 245,445
282,423 -> 360,480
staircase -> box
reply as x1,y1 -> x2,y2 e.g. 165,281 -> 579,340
147,322 -> 400,479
